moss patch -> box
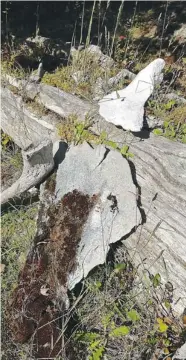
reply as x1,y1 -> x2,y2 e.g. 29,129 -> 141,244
47,190 -> 99,285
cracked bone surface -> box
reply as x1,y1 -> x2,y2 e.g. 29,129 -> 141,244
99,58 -> 165,132
55,143 -> 141,289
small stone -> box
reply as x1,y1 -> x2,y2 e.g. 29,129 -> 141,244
29,62 -> 44,83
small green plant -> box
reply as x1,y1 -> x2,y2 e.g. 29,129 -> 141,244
75,332 -> 105,360
75,312 -> 132,360
129,26 -> 144,39
153,117 -> 186,143
1,132 -> 12,149
152,273 -> 161,288
71,250 -> 184,360
149,101 -> 186,143
163,99 -> 176,111
120,144 -> 134,158
127,309 -> 141,322
57,114 -> 98,144
57,115 -> 134,159
156,318 -> 168,333
147,99 -> 176,115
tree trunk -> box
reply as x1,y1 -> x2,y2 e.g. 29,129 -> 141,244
1,75 -> 186,314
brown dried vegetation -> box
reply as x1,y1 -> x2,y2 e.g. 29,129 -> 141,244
7,189 -> 98,358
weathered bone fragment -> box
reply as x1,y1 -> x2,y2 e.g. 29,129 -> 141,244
99,59 -> 165,131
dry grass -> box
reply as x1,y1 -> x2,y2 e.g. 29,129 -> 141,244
1,135 -> 23,191
1,204 -> 38,360
42,48 -> 117,101
61,246 -> 185,360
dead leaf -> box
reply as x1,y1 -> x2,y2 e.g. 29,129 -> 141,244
183,315 -> 186,325
0,264 -> 5,273
40,285 -> 50,296
164,317 -> 173,325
